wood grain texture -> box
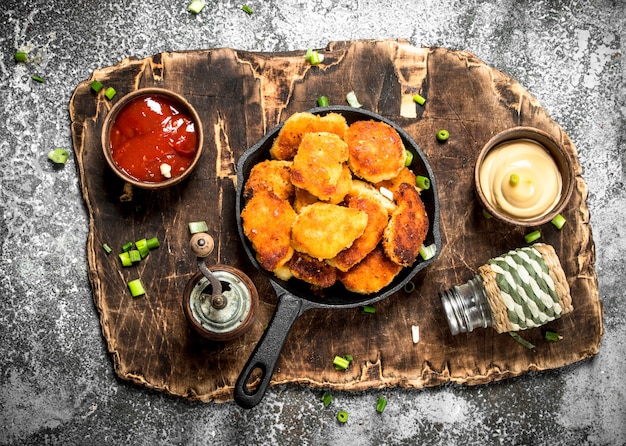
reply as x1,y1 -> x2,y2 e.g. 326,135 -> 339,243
69,39 -> 602,403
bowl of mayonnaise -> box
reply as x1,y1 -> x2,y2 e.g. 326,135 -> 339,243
474,127 -> 575,227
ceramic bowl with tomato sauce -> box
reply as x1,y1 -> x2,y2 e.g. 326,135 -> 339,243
102,88 -> 204,189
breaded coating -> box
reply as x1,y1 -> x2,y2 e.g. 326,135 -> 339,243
327,186 -> 389,272
338,245 -> 403,294
376,167 -> 417,194
270,112 -> 349,161
243,159 -> 294,201
290,132 -> 350,201
349,179 -> 397,215
291,202 -> 368,260
326,164 -> 353,204
383,183 -> 429,267
289,252 -> 337,288
345,120 -> 406,183
241,190 -> 297,271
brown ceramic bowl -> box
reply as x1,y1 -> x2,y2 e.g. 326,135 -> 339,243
101,88 -> 204,189
474,127 -> 575,227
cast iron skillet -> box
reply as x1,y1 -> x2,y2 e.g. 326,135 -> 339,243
234,106 -> 441,408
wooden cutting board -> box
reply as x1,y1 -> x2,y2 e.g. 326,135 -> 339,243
70,39 -> 602,403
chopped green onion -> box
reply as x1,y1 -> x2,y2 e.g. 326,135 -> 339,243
524,230 -> 541,244
129,249 -> 142,263
482,209 -> 492,219
415,175 -> 430,190
135,238 -> 149,258
376,396 -> 388,413
188,220 -> 209,234
128,278 -> 146,297
545,330 -> 562,342
508,332 -> 535,349
344,354 -> 353,363
412,93 -> 426,105
436,129 -> 449,141
102,243 -> 112,254
188,0 -> 205,13
362,305 -> 376,314
104,87 -> 116,100
91,80 -> 104,93
305,48 -> 324,65
419,243 -> 437,261
509,173 -> 520,186
551,214 -> 566,229
146,237 -> 160,250
404,150 -> 414,167
317,95 -> 329,107
118,252 -> 132,267
122,241 -> 133,252
404,281 -> 416,293
14,51 -> 27,62
47,148 -> 69,164
242,4 -> 253,14
336,410 -> 349,423
321,392 -> 333,407
333,355 -> 350,370
31,75 -> 45,83
346,90 -> 362,108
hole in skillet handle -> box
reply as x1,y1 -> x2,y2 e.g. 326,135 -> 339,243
234,106 -> 442,408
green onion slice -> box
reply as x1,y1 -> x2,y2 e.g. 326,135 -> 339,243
524,230 -> 541,244
188,0 -> 205,13
15,51 -> 28,62
551,214 -> 566,229
91,80 -> 104,93
135,238 -> 149,258
509,173 -> 520,186
362,305 -> 376,314
544,330 -> 562,342
436,129 -> 449,141
321,392 -> 333,407
103,243 -> 112,254
122,241 -> 133,252
47,148 -> 69,164
482,209 -> 492,219
129,249 -> 142,263
317,95 -> 329,107
404,150 -> 414,167
346,90 -> 362,108
333,355 -> 350,370
404,281 -> 416,293
376,396 -> 388,413
415,175 -> 430,190
128,278 -> 146,297
104,87 -> 116,100
242,4 -> 253,14
412,93 -> 426,105
509,332 -> 535,349
305,48 -> 324,65
336,410 -> 349,423
31,75 -> 45,83
419,243 -> 437,261
189,220 -> 209,234
118,252 -> 132,267
146,237 -> 160,250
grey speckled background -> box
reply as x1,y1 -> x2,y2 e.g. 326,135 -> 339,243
1,0 -> 624,445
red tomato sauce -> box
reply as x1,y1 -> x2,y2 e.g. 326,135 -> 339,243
109,95 -> 198,183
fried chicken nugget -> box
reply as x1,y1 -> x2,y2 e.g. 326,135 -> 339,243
291,202 -> 368,260
376,167 -> 417,194
345,120 -> 406,183
338,245 -> 403,294
383,182 -> 429,267
290,132 -> 350,202
289,252 -> 337,288
270,112 -> 349,161
327,182 -> 389,272
241,190 -> 297,271
243,160 -> 294,201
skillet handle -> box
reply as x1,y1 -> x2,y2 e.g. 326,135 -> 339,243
234,289 -> 306,409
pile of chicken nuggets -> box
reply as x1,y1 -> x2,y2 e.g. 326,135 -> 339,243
241,111 -> 429,294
